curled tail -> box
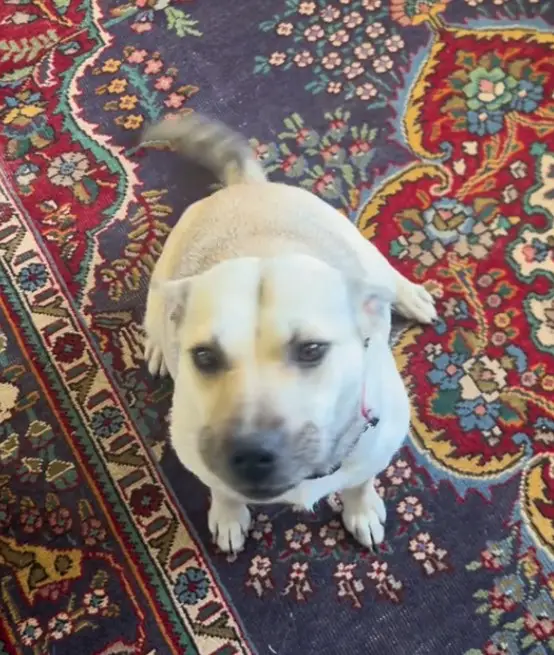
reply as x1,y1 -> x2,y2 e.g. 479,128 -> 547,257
140,113 -> 266,186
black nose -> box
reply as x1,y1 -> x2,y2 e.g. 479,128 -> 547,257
230,445 -> 276,484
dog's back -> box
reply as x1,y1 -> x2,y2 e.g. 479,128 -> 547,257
141,115 -> 396,290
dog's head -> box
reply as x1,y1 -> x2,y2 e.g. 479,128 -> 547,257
160,254 -> 393,501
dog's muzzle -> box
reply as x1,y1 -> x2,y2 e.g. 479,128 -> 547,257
225,430 -> 292,500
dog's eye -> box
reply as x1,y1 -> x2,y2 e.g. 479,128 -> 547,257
291,341 -> 330,367
190,345 -> 225,374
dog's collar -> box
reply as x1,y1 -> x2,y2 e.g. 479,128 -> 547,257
305,411 -> 380,480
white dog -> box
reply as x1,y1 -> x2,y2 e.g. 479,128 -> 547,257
141,114 -> 436,554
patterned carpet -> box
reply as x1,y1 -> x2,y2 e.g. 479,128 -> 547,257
0,0 -> 553,653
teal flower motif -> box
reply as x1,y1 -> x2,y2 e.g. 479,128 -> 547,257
495,574 -> 525,605
422,198 -> 475,245
463,67 -> 518,111
456,398 -> 500,432
174,567 -> 210,605
91,406 -> 125,438
480,536 -> 514,570
467,109 -> 504,137
17,618 -> 43,647
523,593 -> 554,642
427,352 -> 467,390
510,80 -> 544,113
483,631 -> 520,655
17,263 -> 48,293
15,162 -> 39,189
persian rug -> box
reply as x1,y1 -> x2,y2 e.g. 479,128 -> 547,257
0,0 -> 553,653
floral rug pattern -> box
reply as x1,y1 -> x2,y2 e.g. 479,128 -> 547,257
0,0 -> 553,654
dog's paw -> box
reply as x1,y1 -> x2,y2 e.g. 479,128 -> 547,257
342,485 -> 387,549
209,496 -> 251,554
395,281 -> 437,324
144,338 -> 168,377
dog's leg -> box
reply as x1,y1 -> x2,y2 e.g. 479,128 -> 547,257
338,407 -> 408,549
143,286 -> 169,377
393,272 -> 437,324
143,202 -> 203,378
357,240 -> 437,323
209,490 -> 251,554
341,478 -> 386,549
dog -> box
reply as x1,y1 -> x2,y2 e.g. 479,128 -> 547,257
141,114 -> 436,554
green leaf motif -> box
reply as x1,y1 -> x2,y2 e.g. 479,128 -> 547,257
341,164 -> 354,188
498,402 -> 520,425
0,65 -> 33,86
490,608 -> 503,627
521,634 -> 536,650
73,177 -> 99,206
473,589 -> 489,600
54,0 -> 70,15
499,392 -> 527,421
390,240 -> 406,258
0,30 -> 59,64
431,389 -> 460,417
164,7 -> 202,38
451,330 -> 471,356
503,617 -> 525,631
38,124 -> 55,142
253,56 -> 270,75
7,137 -> 30,160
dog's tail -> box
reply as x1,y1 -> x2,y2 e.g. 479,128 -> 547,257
140,113 -> 266,187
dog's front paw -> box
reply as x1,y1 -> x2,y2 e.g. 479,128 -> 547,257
144,337 -> 168,377
342,483 -> 386,549
209,495 -> 251,554
395,281 -> 437,324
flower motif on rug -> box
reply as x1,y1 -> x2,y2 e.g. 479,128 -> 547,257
254,0 -> 411,108
250,108 -> 378,225
346,10 -> 554,563
464,523 -> 554,654
249,11 -> 554,559
0,1 -> 203,291
390,0 -> 451,26
0,177 -> 247,651
241,449 -> 451,607
93,47 -> 199,129
438,50 -> 546,139
108,0 -> 202,38
95,189 -> 172,303
0,90 -> 52,159
1,0 -> 553,651
7,558 -> 124,649
508,147 -> 554,358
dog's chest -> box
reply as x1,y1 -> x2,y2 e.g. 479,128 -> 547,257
280,416 -> 383,508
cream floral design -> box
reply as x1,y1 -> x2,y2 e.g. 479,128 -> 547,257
0,329 -> 7,354
47,153 -> 90,187
0,382 -> 20,423
459,355 -> 508,403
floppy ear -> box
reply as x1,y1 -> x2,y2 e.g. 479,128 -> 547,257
348,278 -> 395,340
152,276 -> 195,331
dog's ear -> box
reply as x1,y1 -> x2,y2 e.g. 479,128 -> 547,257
348,278 -> 394,339
152,276 -> 195,330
